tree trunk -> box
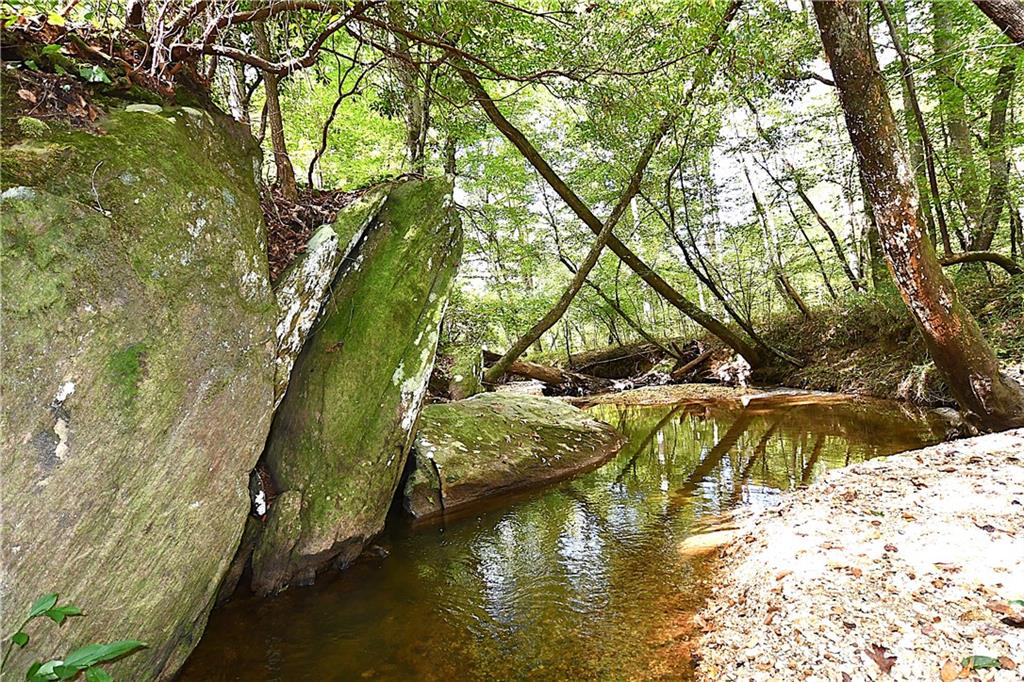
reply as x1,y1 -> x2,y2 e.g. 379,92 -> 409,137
253,21 -> 298,201
480,104 -> 677,385
858,168 -> 889,289
976,56 -> 1017,250
814,0 -> 1024,430
939,250 -> 1022,275
972,0 -> 1024,45
481,350 -> 612,395
790,169 -> 864,291
744,164 -> 811,317
933,1 -> 985,238
878,1 -> 954,255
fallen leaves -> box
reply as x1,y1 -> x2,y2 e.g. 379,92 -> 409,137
939,659 -> 959,682
865,643 -> 896,675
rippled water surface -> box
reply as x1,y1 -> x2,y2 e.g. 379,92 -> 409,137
179,394 -> 945,681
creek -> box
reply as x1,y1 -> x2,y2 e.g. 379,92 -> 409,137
179,392 -> 946,681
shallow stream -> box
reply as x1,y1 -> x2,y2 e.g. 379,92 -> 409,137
179,393 -> 946,681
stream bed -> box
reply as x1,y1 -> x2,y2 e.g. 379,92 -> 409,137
179,394 -> 947,681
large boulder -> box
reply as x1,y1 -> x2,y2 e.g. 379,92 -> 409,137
403,393 -> 626,519
1,105 -> 275,679
252,178 -> 462,595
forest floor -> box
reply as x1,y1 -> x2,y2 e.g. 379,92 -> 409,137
694,429 -> 1024,682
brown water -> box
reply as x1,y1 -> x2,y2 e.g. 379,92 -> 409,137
179,395 -> 946,681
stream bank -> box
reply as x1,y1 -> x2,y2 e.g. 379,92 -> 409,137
696,429 -> 1024,682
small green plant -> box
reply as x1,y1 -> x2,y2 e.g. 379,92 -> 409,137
1,593 -> 146,681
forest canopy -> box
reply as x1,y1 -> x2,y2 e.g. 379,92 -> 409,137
3,0 -> 1023,428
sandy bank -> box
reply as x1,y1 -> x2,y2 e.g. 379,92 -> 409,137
696,429 -> 1024,682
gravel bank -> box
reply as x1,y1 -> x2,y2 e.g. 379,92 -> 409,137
696,429 -> 1024,682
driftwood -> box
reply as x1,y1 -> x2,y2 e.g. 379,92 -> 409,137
482,350 -> 612,395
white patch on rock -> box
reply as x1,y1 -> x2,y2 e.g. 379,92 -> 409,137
53,417 -> 70,461
53,380 -> 75,405
1,186 -> 36,201
125,103 -> 163,114
273,226 -> 342,406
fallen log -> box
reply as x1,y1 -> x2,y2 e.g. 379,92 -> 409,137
670,348 -> 715,382
482,349 -> 613,395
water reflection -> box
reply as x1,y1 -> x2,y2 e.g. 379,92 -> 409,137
179,396 -> 945,681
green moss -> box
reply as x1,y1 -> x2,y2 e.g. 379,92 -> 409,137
108,343 -> 147,405
17,116 -> 50,138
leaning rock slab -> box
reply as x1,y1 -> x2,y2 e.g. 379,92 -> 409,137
404,393 -> 626,519
252,177 -> 462,595
1,105 -> 275,679
271,190 -> 386,405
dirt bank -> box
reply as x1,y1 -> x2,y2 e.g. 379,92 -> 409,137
696,429 -> 1024,681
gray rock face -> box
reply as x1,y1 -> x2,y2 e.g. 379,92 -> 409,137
1,106 -> 276,679
404,393 -> 626,519
252,177 -> 463,595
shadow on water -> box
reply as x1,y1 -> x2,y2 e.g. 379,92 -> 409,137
178,395 -> 946,681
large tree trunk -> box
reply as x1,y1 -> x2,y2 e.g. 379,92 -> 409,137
480,105 -> 676,385
878,1 -> 955,255
972,0 -> 1024,45
253,21 -> 298,201
814,0 -> 1024,430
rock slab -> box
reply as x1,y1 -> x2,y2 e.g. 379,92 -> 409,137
252,177 -> 462,595
404,393 -> 626,519
1,105 -> 275,679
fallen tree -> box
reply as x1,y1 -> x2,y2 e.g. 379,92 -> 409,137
482,350 -> 613,395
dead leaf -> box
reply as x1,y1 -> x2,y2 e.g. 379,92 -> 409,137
17,88 -> 37,104
998,656 -> 1016,670
775,569 -> 792,581
865,643 -> 896,675
940,659 -> 960,682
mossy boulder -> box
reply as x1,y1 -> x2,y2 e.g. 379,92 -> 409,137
252,177 -> 463,595
403,393 -> 626,519
272,190 -> 386,405
0,106 -> 275,680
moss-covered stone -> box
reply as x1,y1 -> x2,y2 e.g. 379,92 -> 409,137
0,106 -> 275,680
404,393 -> 625,519
251,177 -> 463,595
272,190 -> 386,406
448,346 -> 485,399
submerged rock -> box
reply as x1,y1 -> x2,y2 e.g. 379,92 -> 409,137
252,178 -> 462,595
403,393 -> 626,519
1,105 -> 275,679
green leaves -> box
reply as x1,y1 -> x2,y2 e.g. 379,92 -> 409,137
77,65 -> 110,84
961,655 -> 1004,670
44,606 -> 83,626
28,594 -> 58,619
25,641 -> 147,681
84,668 -> 113,682
4,593 -> 143,681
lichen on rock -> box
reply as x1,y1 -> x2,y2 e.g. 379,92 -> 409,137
403,393 -> 626,519
252,177 -> 463,595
